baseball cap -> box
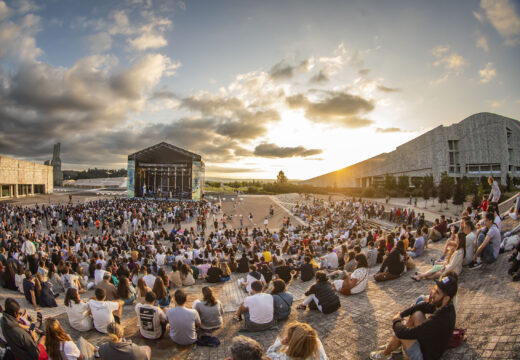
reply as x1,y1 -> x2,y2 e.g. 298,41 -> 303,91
435,275 -> 458,298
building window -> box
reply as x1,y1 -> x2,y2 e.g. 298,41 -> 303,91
466,163 -> 501,174
507,128 -> 512,144
448,140 -> 460,174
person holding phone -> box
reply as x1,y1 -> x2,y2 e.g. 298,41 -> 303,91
0,298 -> 47,360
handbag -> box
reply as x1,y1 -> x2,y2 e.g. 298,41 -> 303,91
447,328 -> 466,348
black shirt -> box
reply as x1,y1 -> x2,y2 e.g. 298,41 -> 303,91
275,265 -> 292,284
394,302 -> 456,360
299,263 -> 315,282
206,266 -> 223,283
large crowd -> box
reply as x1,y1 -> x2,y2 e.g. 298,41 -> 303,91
0,176 -> 517,360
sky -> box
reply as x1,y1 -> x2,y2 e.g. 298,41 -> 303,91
0,0 -> 519,180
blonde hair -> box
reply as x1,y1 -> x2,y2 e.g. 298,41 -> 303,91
220,262 -> 231,276
283,322 -> 319,359
107,322 -> 124,342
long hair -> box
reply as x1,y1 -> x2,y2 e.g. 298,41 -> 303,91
220,262 -> 231,276
283,322 -> 319,359
152,276 -> 167,299
64,288 -> 80,307
137,277 -> 148,296
202,286 -> 216,306
117,276 -> 130,299
180,264 -> 192,279
355,253 -> 369,269
45,318 -> 72,360
456,232 -> 466,258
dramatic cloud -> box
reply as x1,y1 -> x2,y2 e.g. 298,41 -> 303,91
268,59 -> 313,80
377,85 -> 401,93
480,0 -> 520,45
0,10 -> 43,61
358,69 -> 371,76
479,62 -> 497,83
376,127 -> 403,133
253,143 -> 323,158
0,52 -> 181,163
286,91 -> 375,128
180,93 -> 281,140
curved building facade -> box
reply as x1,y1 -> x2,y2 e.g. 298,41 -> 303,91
302,112 -> 520,188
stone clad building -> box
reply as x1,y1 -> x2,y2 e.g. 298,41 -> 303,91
0,155 -> 53,198
302,112 -> 520,188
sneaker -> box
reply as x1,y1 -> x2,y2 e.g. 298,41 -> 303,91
369,350 -> 392,360
233,314 -> 243,321
468,261 -> 482,269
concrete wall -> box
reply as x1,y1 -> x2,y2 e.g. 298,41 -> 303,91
0,156 -> 53,198
302,112 -> 520,187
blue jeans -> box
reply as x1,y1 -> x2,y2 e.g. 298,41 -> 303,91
405,341 -> 424,360
477,231 -> 497,263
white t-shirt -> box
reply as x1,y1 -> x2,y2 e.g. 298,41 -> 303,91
244,293 -> 273,324
350,268 -> 368,294
325,252 -> 339,269
135,303 -> 167,339
88,299 -> 119,333
94,269 -> 108,285
143,274 -> 157,289
245,273 -> 265,294
487,224 -> 501,259
156,253 -> 166,266
66,302 -> 93,332
60,340 -> 81,360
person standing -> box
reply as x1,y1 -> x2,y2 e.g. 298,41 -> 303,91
22,237 -> 38,275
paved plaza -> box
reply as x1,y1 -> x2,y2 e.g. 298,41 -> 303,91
0,194 -> 519,359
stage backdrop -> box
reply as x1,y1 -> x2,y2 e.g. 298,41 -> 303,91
191,161 -> 204,201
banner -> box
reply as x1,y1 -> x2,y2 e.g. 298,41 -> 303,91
127,160 -> 135,198
191,161 -> 205,201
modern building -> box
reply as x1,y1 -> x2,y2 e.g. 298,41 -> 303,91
0,155 -> 53,198
301,112 -> 520,188
127,142 -> 205,200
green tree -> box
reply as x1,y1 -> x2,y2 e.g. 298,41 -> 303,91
422,175 -> 434,207
438,172 -> 455,209
452,178 -> 465,208
277,170 -> 288,184
411,177 -> 423,189
398,175 -> 410,192
384,174 -> 396,191
471,187 -> 481,210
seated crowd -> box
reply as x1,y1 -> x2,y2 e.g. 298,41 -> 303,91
0,180 -> 515,360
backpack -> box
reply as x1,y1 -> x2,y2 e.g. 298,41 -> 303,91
196,334 -> 220,347
447,328 -> 466,348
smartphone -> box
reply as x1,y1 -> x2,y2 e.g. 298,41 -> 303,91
29,323 -> 36,331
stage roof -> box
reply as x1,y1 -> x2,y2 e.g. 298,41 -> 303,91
128,142 -> 202,163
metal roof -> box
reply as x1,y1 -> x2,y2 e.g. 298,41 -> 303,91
128,142 -> 202,161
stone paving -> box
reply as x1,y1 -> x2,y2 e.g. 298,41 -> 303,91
1,195 -> 519,359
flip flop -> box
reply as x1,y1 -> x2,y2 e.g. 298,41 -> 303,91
411,276 -> 420,282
